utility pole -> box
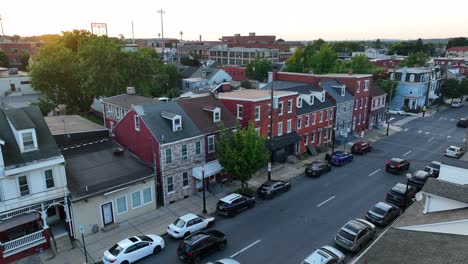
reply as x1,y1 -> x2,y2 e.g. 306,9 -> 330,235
268,73 -> 275,181
423,66 -> 433,117
157,9 -> 165,61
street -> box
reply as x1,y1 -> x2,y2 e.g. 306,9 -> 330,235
138,106 -> 468,264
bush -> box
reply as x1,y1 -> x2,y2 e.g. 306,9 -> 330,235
237,187 -> 256,197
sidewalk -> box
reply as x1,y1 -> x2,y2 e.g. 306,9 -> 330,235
20,126 -> 402,264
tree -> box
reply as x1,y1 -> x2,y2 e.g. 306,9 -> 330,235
331,41 -> 364,53
447,37 -> 468,49
442,79 -> 464,103
0,51 -> 9,67
376,79 -> 397,103
308,44 -> 337,74
283,47 -> 305,73
373,39 -> 382,49
349,54 -> 376,74
218,123 -> 269,190
399,52 -> 429,67
245,58 -> 273,82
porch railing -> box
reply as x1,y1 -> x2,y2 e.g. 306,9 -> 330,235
1,230 -> 46,254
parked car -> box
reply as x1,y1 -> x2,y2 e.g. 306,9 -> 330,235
388,108 -> 408,115
385,158 -> 410,174
207,259 -> 240,264
302,245 -> 345,264
366,202 -> 401,226
217,193 -> 255,216
351,142 -> 373,154
445,146 -> 465,158
408,170 -> 433,190
386,183 -> 418,208
451,99 -> 463,108
330,151 -> 354,166
177,230 -> 226,263
305,160 -> 332,177
424,161 -> 441,178
334,218 -> 375,252
257,180 -> 291,199
103,235 -> 165,264
456,118 -> 468,128
167,213 -> 215,239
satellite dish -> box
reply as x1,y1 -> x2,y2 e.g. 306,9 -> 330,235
415,192 -> 423,201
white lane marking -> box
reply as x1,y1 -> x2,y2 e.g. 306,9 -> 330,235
447,136 -> 452,139
403,150 -> 412,156
439,117 -> 443,120
425,132 -> 430,135
450,119 -> 455,121
230,240 -> 261,258
389,117 -> 395,121
417,130 -> 422,133
317,196 -> 336,207
368,169 -> 381,177
427,137 -> 434,142
404,128 -> 409,131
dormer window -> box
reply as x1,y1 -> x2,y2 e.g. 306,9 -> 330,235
309,95 -> 314,104
161,111 -> 182,132
19,130 -> 38,152
341,87 -> 345,96
213,109 -> 221,122
321,91 -> 326,102
297,97 -> 302,108
409,74 -> 415,82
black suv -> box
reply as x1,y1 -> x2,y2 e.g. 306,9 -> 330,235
217,193 -> 255,216
385,158 -> 410,174
257,180 -> 291,199
177,230 -> 227,263
386,183 -> 417,208
305,160 -> 331,177
408,170 -> 433,190
457,118 -> 468,128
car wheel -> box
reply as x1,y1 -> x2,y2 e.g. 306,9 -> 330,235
218,241 -> 227,251
121,261 -> 129,264
184,231 -> 191,238
153,245 -> 162,254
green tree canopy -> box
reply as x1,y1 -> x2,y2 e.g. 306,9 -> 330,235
245,58 -> 273,82
399,52 -> 429,67
447,37 -> 468,49
218,123 -> 269,189
0,51 -> 9,68
308,44 -> 338,74
376,79 -> 397,102
387,40 -> 435,56
441,79 -> 464,102
330,41 -> 364,53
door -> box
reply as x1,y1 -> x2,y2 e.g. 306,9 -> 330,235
46,206 -> 60,224
101,202 -> 114,226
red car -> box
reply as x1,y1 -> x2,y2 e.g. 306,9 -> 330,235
351,142 -> 373,154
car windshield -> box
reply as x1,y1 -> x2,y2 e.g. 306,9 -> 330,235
371,206 -> 386,216
108,244 -> 123,256
173,218 -> 186,228
338,229 -> 355,241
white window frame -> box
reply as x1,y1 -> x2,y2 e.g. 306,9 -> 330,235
131,190 -> 142,209
363,112 -> 367,124
44,169 -> 54,189
181,144 -> 188,160
195,141 -> 201,155
357,81 -> 361,93
297,97 -> 302,108
360,98 -> 363,109
311,131 -> 316,143
255,127 -> 261,136
116,195 -> 128,215
305,115 -> 310,127
355,100 -> 358,110
304,135 -> 308,146
297,116 -> 302,129
364,80 -> 369,91
167,176 -> 175,194
288,99 -> 293,113
21,131 -> 37,152
329,109 -> 333,120
365,97 -> 368,108
165,148 -> 172,164
287,119 -> 292,133
208,135 -> 215,153
255,106 -> 261,121
134,115 -> 140,131
116,107 -> 121,119
409,74 -> 415,82
18,175 -> 29,196
278,102 -> 284,116
213,109 -> 221,122
142,187 -> 152,205
182,172 -> 190,189
278,122 -> 283,136
237,104 -> 243,120
319,112 -> 323,123
312,113 -> 316,125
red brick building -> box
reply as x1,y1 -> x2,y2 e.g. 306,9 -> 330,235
0,42 -> 43,67
434,58 -> 468,77
371,58 -> 402,69
219,66 -> 246,81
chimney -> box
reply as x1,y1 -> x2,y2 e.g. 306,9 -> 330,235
199,35 -> 202,41
235,33 -> 240,37
249,32 -> 256,37
126,87 -> 136,95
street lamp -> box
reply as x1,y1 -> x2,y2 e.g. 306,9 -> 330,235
404,173 -> 412,213
201,165 -> 207,214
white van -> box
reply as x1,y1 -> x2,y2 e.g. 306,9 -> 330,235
451,99 -> 463,108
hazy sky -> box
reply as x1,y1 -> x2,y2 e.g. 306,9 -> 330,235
2,0 -> 468,41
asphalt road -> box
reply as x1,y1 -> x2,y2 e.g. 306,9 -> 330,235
138,105 -> 468,264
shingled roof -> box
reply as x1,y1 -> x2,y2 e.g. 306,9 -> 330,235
422,178 -> 468,204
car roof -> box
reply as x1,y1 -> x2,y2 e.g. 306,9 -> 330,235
305,249 -> 332,263
185,232 -> 209,245
390,158 -> 404,162
391,183 -> 408,193
262,180 -> 282,186
375,202 -> 393,211
117,237 -> 139,248
321,245 -> 344,259
344,219 -> 368,234
448,146 -> 460,150
220,193 -> 242,204
179,213 -> 198,222
414,170 -> 430,178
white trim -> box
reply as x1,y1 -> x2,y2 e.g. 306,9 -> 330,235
99,201 -> 115,227
130,190 -> 142,209
208,135 -> 216,153
237,104 -> 243,120
182,172 -> 190,189
142,186 -> 153,205
254,106 -> 261,121
166,176 -> 175,194
134,115 -> 140,131
115,195 -> 128,215
104,187 -> 129,196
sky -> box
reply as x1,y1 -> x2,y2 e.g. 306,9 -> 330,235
2,0 -> 468,41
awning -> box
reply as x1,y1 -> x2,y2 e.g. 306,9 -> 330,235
192,160 -> 224,180
0,213 -> 41,232
266,131 -> 301,151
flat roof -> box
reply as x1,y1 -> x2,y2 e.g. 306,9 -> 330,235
45,115 -> 108,135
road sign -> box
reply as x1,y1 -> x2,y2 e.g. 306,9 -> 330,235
79,225 -> 85,234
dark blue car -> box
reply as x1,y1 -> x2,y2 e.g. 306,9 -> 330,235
330,151 -> 354,166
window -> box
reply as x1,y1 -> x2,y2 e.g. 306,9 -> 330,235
131,190 -> 142,208
355,100 -> 358,110
360,98 -> 363,108
311,131 -> 316,143
319,112 -> 323,123
278,102 -> 284,115
45,170 -> 54,189
214,109 -> 221,122
390,73 -> 395,80
329,109 -> 333,120
364,80 -> 369,91
287,100 -> 293,113
167,176 -> 174,193
363,112 -> 367,124
195,141 -> 201,155
278,122 -> 283,136
181,144 -> 188,160
255,127 -> 261,136
134,116 -> 140,131
22,132 -> 35,150
143,187 -> 152,204
297,97 -> 302,108
121,108 -> 125,118
182,172 -> 189,188
208,135 -> 215,153
237,104 -> 243,119
305,115 -> 310,127
409,74 -> 415,82
358,114 -> 362,124
309,95 -> 314,104
304,135 -> 308,146
312,113 -> 316,125
18,176 -> 29,196
116,107 -> 121,119
297,117 -> 302,129
373,99 -> 376,108
165,148 -> 172,163
365,97 -> 368,108
255,106 -> 261,121
287,119 -> 292,133
357,81 -> 361,93
116,196 -> 127,214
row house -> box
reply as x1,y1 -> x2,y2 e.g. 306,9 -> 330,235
101,87 -> 155,130
0,107 -> 69,263
218,89 -> 301,162
433,58 -> 468,77
218,66 -> 246,81
262,81 -> 336,153
446,46 -> 468,58
182,68 -> 232,90
368,85 -> 387,129
114,95 -> 237,205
